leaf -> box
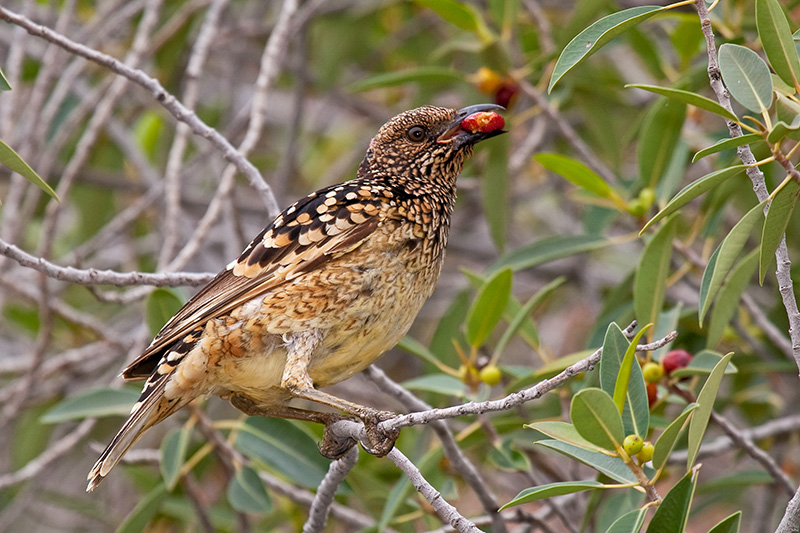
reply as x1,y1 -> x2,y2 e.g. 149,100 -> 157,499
494,234 -> 611,272
756,0 -> 800,88
549,6 -> 666,92
645,469 -> 698,533
465,267 -> 513,347
760,179 -> 800,282
709,511 -> 742,533
145,288 -> 185,337
641,165 -> 747,233
605,508 -> 648,533
488,438 -> 531,471
638,98 -> 686,189
698,200 -> 767,325
535,153 -> 616,199
483,133 -> 509,250
600,324 -> 650,438
670,350 -> 737,378
414,0 -> 494,41
537,440 -> 636,483
634,216 -> 676,330
570,388 -> 625,451
235,417 -> 330,489
692,134 -> 763,162
348,66 -> 463,92
526,420 -> 606,452
402,374 -> 466,397
612,326 -> 651,435
707,250 -> 759,347
397,336 -> 441,368
766,114 -> 800,143
0,139 -> 59,201
501,481 -> 606,509
718,44 -> 773,112
653,403 -> 697,470
41,388 -> 139,423
161,426 -> 191,491
686,352 -> 734,469
227,466 -> 272,514
0,67 -> 10,91
600,323 -> 630,396
626,84 -> 738,122
116,483 -> 167,533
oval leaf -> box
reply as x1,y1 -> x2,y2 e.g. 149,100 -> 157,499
549,6 -> 666,92
641,165 -> 747,233
653,403 -> 698,470
645,469 -> 698,533
227,466 -> 272,514
692,134 -> 763,162
634,216 -> 676,331
145,288 -> 185,337
699,200 -> 767,325
756,0 -> 800,88
0,139 -> 59,201
501,480 -> 605,510
709,511 -> 742,533
626,84 -> 738,122
41,388 -> 139,423
161,426 -> 191,491
600,323 -> 650,437
526,420 -> 605,452
537,440 -> 636,483
718,44 -> 773,112
707,250 -> 759,347
535,153 -> 615,199
465,267 -> 513,347
686,352 -> 734,469
759,179 -> 800,282
605,507 -> 648,533
638,98 -> 686,189
570,388 -> 625,451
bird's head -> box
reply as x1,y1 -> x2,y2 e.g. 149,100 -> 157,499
360,104 -> 506,193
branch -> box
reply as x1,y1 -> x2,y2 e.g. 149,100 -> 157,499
0,5 -> 280,214
302,446 -> 358,533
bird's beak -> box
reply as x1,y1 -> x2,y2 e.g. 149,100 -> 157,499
437,104 -> 506,145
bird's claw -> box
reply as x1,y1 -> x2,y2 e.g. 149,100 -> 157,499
361,410 -> 399,457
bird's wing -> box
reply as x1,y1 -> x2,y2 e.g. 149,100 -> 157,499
122,181 -> 391,380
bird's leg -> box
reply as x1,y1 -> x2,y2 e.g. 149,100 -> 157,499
228,394 -> 357,459
280,331 -> 400,457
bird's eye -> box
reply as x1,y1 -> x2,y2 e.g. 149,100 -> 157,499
406,126 -> 426,142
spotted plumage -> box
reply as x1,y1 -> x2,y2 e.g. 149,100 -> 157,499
87,104 -> 505,491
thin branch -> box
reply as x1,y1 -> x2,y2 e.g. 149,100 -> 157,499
0,5 -> 280,214
302,446 -> 358,533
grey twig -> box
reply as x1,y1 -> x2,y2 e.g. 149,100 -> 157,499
302,446 -> 358,533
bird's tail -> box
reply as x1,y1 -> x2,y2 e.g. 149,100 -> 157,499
86,377 -> 171,492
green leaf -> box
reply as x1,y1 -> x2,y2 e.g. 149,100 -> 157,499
605,508 -> 648,533
501,480 -> 606,510
348,66 -> 463,92
0,67 -> 10,91
638,98 -> 686,189
549,6 -> 666,92
414,0 -> 494,40
641,165 -> 747,233
760,179 -> 800,282
692,134 -> 763,163
494,234 -> 611,272
526,420 -> 606,452
686,352 -> 734,469
160,426 -> 191,491
708,250 -> 759,347
537,440 -> 636,483
626,84 -> 738,122
402,374 -> 466,397
0,139 -> 59,201
227,466 -> 272,514
600,323 -> 630,396
698,200 -> 767,325
465,267 -> 513,347
645,469 -> 698,533
397,336 -> 441,368
766,115 -> 800,143
235,417 -> 330,489
634,216 -> 676,330
669,350 -> 737,379
718,44 -> 774,112
145,288 -> 184,337
116,483 -> 167,533
653,403 -> 697,470
483,133 -> 510,250
600,324 -> 650,437
756,0 -> 800,88
535,153 -> 616,199
488,438 -> 531,472
709,511 -> 742,533
41,388 -> 139,423
493,276 -> 565,358
570,388 -> 625,451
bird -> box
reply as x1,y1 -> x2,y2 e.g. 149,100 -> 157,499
87,103 -> 506,492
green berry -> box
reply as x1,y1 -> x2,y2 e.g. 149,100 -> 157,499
623,434 -> 644,456
479,364 -> 502,385
637,442 -> 655,463
638,187 -> 655,208
642,361 -> 664,384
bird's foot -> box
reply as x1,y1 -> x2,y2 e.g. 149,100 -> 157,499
319,414 -> 359,459
360,409 -> 399,457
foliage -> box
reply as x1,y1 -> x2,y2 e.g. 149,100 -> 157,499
1,0 -> 800,531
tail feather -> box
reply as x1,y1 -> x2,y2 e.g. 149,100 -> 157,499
86,378 -> 170,492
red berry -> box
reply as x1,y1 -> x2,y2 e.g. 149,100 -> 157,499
662,350 -> 692,376
494,81 -> 518,108
461,111 -> 505,134
647,383 -> 658,407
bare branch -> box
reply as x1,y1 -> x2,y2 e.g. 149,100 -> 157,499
302,446 -> 358,533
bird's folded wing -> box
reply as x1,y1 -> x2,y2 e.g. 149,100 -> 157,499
122,183 -> 388,380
